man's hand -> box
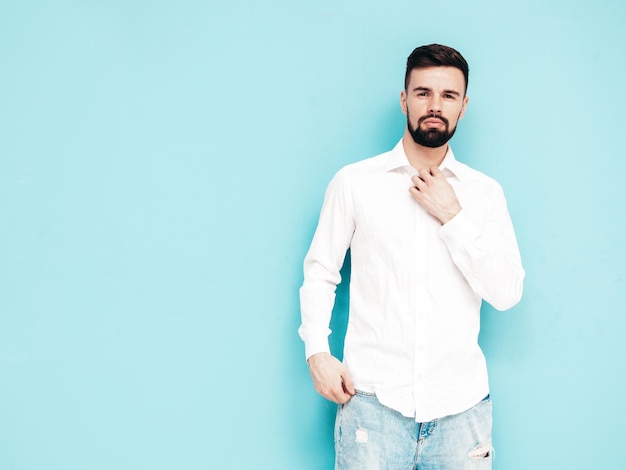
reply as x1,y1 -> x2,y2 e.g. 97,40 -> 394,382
307,352 -> 355,404
409,166 -> 461,224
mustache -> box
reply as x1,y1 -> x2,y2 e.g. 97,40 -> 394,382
417,114 -> 449,126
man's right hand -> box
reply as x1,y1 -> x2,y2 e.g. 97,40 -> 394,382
307,352 -> 356,404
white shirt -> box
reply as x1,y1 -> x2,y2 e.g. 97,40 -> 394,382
299,140 -> 524,422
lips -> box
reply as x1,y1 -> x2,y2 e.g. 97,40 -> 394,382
423,118 -> 444,125
418,114 -> 448,129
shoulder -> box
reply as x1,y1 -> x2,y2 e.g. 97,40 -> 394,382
322,152 -> 390,203
333,151 -> 391,183
453,160 -> 504,194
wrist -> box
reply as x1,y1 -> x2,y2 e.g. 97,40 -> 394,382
440,205 -> 461,225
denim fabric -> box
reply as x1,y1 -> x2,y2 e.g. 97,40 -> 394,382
335,391 -> 492,470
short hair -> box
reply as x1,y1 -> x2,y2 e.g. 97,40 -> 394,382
404,44 -> 469,93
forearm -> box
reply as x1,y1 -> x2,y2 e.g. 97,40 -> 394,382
439,209 -> 525,310
299,265 -> 339,359
299,170 -> 355,358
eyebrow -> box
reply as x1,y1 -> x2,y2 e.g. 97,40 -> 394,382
412,86 -> 461,97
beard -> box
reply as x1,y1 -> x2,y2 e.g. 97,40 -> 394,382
407,111 -> 457,148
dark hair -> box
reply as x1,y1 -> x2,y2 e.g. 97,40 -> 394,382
404,44 -> 469,92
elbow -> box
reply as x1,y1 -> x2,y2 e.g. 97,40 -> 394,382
487,277 -> 524,312
479,259 -> 525,311
489,290 -> 522,311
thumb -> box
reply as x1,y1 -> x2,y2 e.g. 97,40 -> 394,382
341,370 -> 356,395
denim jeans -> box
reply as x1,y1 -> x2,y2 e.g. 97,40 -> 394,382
335,391 -> 493,470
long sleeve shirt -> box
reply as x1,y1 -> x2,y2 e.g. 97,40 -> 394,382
299,140 -> 525,422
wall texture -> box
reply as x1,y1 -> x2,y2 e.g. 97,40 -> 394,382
1,1 -> 625,468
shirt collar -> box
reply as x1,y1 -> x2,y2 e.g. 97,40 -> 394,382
385,139 -> 468,181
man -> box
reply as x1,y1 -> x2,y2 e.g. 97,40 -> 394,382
298,44 -> 524,469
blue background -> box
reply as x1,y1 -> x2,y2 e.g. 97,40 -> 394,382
1,1 -> 625,468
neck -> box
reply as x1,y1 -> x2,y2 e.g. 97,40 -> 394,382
402,130 -> 449,171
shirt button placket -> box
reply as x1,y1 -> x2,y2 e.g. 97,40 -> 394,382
412,194 -> 428,419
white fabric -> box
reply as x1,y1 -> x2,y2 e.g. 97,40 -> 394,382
299,140 -> 525,422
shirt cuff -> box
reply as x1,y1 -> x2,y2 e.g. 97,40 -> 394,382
303,336 -> 331,362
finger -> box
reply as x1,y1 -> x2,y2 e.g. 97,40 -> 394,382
418,167 -> 432,180
342,371 -> 356,396
409,186 -> 422,199
316,381 -> 342,403
420,167 -> 437,181
430,166 -> 442,176
326,383 -> 350,404
411,175 -> 425,186
335,392 -> 352,404
333,385 -> 353,404
411,175 -> 425,189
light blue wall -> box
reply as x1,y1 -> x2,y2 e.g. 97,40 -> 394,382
1,1 -> 625,468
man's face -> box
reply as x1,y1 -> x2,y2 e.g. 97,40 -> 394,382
400,66 -> 469,148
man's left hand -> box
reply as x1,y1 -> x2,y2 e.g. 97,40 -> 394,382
409,166 -> 461,224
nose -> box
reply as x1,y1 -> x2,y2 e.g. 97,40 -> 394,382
427,95 -> 443,114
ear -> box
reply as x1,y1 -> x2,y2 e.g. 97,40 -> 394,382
458,95 -> 469,120
400,89 -> 407,115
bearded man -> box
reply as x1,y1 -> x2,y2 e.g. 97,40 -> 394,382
299,44 -> 525,469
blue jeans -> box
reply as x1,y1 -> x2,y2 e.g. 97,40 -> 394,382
335,391 -> 493,470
